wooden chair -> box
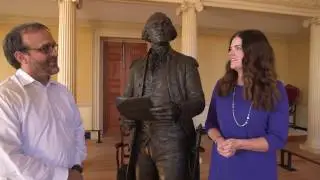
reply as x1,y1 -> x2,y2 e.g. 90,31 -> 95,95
115,122 -> 131,180
285,84 -> 300,128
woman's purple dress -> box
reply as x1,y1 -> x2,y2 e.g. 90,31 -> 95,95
205,81 -> 289,180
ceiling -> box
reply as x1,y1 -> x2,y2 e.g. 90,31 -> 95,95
0,0 -> 308,34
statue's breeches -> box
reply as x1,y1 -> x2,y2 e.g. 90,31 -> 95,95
137,123 -> 190,180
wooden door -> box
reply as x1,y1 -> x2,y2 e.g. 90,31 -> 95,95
103,40 -> 147,134
120,42 -> 148,93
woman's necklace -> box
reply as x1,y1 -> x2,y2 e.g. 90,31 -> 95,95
232,86 -> 253,127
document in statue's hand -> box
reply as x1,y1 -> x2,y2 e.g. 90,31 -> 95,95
116,96 -> 154,121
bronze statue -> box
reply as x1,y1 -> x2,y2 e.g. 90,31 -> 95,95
120,12 -> 205,180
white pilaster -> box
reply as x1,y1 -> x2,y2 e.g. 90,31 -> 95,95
176,0 -> 203,59
57,0 -> 82,98
300,17 -> 320,154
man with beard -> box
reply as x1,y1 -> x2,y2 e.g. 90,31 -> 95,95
0,23 -> 86,180
121,12 -> 205,180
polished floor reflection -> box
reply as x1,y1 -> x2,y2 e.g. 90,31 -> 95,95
83,133 -> 320,180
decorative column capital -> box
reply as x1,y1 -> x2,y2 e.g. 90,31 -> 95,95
57,0 -> 83,9
303,17 -> 320,28
176,0 -> 204,16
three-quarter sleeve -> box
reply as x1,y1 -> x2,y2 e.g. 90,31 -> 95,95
205,83 -> 219,132
178,57 -> 205,121
264,82 -> 289,152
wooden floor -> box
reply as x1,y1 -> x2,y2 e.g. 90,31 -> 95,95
83,134 -> 320,180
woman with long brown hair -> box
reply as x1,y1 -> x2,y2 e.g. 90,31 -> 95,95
205,29 -> 289,180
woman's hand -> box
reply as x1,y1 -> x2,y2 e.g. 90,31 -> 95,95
217,138 -> 240,158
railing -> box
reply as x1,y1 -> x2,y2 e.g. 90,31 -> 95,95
279,148 -> 320,171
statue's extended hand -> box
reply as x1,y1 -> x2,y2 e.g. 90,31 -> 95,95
149,103 -> 181,121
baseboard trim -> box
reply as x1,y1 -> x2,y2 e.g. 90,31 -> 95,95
85,130 -> 103,143
85,131 -> 91,140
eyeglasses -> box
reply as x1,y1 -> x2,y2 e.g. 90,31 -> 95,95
22,43 -> 58,54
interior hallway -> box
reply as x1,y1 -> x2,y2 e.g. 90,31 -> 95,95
83,131 -> 320,180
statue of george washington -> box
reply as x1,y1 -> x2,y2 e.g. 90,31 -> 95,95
120,12 -> 205,180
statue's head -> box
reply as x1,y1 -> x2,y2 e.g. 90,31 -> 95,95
141,12 -> 177,44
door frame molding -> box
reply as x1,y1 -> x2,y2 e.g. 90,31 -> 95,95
92,26 -> 144,134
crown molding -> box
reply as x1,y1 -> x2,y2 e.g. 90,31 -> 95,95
242,0 -> 320,8
198,26 -> 291,41
0,16 -> 57,26
50,0 -> 320,17
133,0 -> 320,17
0,15 -> 158,32
0,15 -> 92,28
202,0 -> 320,17
0,14 -> 300,41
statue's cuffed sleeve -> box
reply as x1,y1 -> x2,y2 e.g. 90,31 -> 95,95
178,58 -> 205,121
